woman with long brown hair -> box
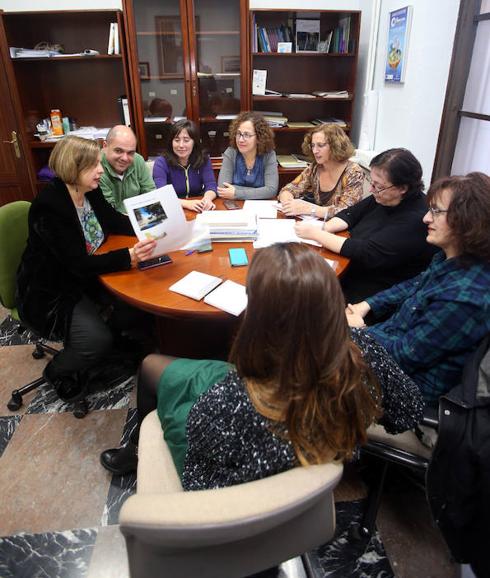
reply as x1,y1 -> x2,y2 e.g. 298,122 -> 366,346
101,243 -> 423,487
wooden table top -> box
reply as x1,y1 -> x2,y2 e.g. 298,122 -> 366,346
99,200 -> 349,319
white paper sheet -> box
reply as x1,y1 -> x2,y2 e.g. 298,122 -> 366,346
253,219 -> 321,248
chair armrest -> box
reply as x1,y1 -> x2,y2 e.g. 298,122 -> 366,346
120,462 -> 343,544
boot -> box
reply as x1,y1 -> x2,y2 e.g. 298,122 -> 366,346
100,442 -> 138,475
43,359 -> 86,403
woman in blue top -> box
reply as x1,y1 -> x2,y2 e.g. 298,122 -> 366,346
153,119 -> 217,212
217,111 -> 279,200
346,172 -> 490,404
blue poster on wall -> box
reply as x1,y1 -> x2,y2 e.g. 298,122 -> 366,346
385,6 -> 413,83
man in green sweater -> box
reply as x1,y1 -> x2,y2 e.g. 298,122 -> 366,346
100,125 -> 155,213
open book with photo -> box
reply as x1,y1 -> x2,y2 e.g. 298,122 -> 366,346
123,185 -> 194,256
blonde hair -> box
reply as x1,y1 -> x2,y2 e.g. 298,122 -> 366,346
49,136 -> 100,184
301,124 -> 354,163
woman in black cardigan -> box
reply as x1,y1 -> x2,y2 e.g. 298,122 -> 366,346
16,136 -> 156,403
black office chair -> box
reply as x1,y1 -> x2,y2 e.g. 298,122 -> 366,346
0,201 -> 88,418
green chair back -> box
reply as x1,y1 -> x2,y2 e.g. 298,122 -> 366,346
0,201 -> 31,320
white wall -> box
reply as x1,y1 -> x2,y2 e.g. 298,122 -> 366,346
371,0 -> 460,184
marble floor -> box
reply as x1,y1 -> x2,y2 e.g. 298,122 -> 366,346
0,306 -> 459,578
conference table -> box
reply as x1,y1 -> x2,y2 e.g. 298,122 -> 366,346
99,199 -> 349,358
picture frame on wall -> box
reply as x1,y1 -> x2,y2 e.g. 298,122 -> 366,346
155,15 -> 186,78
385,6 -> 413,83
138,62 -> 150,80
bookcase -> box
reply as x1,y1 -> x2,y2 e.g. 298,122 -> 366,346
1,10 -> 131,196
249,9 -> 361,186
123,0 -> 249,160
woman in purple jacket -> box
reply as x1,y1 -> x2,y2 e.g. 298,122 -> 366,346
153,120 -> 217,212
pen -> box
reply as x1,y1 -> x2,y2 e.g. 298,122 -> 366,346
322,211 -> 328,231
185,249 -> 196,256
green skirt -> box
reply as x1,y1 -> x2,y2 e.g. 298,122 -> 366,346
156,358 -> 232,478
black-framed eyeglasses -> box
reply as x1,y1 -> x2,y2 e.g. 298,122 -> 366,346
366,175 -> 395,195
427,207 -> 448,217
236,131 -> 256,140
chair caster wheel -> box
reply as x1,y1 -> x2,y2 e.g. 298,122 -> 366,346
7,391 -> 23,411
349,523 -> 371,540
32,345 -> 46,359
73,399 -> 88,419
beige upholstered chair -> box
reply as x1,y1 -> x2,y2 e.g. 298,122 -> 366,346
119,410 -> 343,578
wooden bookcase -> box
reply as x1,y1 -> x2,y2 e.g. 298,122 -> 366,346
249,9 -> 361,186
123,0 -> 250,160
1,10 -> 131,195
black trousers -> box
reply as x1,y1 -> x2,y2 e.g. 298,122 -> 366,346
49,293 -> 153,380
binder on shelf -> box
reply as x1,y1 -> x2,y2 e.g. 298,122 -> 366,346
113,22 -> 120,55
108,22 -> 115,55
118,96 -> 130,126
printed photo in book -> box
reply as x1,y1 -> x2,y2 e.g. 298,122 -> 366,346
124,185 -> 194,255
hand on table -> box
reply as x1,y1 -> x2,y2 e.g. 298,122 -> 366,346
281,198 -> 315,217
294,220 -> 322,242
217,183 -> 236,200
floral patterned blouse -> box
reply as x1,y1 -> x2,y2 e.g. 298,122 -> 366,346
279,160 -> 365,219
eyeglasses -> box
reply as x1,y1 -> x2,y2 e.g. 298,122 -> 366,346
366,175 -> 395,195
427,206 -> 448,217
236,131 -> 256,140
310,142 -> 328,150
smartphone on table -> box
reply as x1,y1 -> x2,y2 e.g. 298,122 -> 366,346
137,254 -> 172,270
223,199 -> 240,210
228,248 -> 248,267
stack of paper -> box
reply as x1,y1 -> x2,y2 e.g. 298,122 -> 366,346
169,271 -> 223,301
196,210 -> 257,242
276,155 -> 308,169
243,200 -> 277,219
264,115 -> 288,127
253,218 -> 321,248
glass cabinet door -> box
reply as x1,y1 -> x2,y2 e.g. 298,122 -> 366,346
192,0 -> 243,156
132,0 -> 188,157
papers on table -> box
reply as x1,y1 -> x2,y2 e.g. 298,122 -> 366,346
243,200 -> 277,219
169,271 -> 223,301
196,210 -> 257,242
253,218 -> 321,248
204,280 -> 247,316
169,273 -> 247,316
124,186 -> 194,255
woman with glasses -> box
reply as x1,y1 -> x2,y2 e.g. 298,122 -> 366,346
296,148 -> 437,303
153,119 -> 217,213
278,124 -> 364,219
346,172 -> 490,404
217,111 -> 278,200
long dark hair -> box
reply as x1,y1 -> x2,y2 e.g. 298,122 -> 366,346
229,243 -> 380,465
370,148 -> 424,196
163,119 -> 208,170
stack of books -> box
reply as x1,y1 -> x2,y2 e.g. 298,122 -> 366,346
195,210 -> 257,242
276,155 -> 308,169
263,115 -> 288,127
312,117 -> 347,128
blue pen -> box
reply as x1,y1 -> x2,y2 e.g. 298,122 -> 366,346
185,249 -> 196,256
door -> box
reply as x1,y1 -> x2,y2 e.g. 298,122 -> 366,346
0,15 -> 33,206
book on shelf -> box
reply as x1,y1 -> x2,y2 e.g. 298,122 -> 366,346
285,93 -> 316,99
215,114 -> 238,120
252,69 -> 267,96
286,121 -> 315,128
169,271 -> 223,302
203,280 -> 248,316
295,19 -> 320,53
264,88 -> 283,97
264,115 -> 288,127
277,155 -> 308,169
253,110 -> 283,117
312,117 -> 347,128
113,22 -> 120,55
108,22 -> 115,55
255,22 -> 293,53
311,90 -> 349,99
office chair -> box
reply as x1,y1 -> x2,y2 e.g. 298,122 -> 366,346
119,410 -> 343,578
0,201 -> 88,417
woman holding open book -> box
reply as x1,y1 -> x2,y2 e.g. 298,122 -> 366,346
16,136 -> 156,408
278,124 -> 364,219
100,243 -> 423,487
217,111 -> 279,200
